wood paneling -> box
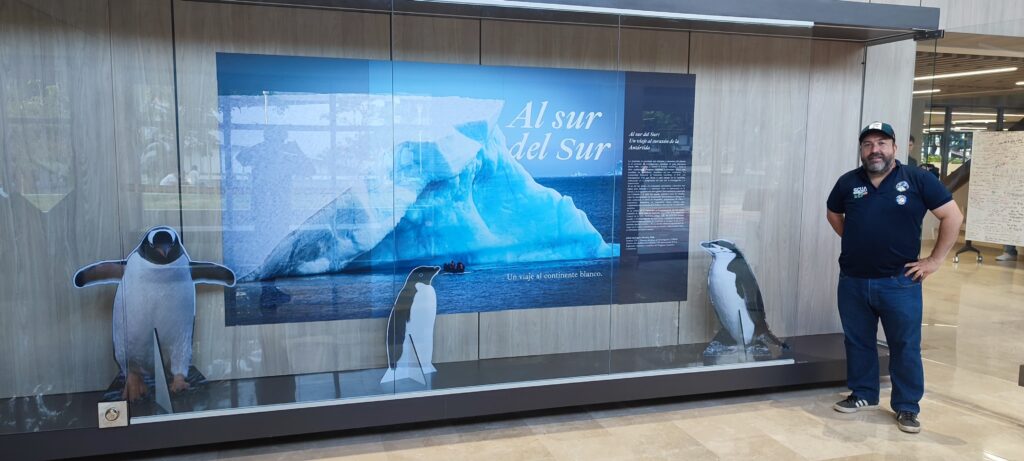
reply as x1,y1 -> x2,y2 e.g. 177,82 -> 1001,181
479,305 -> 611,359
0,0 -> 121,396
619,28 -> 689,74
481,20 -> 617,70
392,14 -> 480,64
433,313 -> 479,362
611,302 -> 679,349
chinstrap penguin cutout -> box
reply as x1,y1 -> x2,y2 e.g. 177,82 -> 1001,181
700,240 -> 788,355
381,266 -> 441,385
74,226 -> 236,400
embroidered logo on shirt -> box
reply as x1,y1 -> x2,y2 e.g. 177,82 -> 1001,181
896,180 -> 909,192
896,195 -> 907,205
853,186 -> 868,199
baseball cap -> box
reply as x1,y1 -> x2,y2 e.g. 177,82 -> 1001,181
859,121 -> 896,142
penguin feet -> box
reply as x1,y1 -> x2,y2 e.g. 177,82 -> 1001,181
123,372 -> 149,401
170,374 -> 190,393
745,342 -> 772,357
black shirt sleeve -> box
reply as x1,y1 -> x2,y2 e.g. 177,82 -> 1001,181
917,168 -> 953,210
827,176 -> 846,214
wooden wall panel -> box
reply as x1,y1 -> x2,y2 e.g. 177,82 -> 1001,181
619,28 -> 689,74
796,40 -> 865,336
481,20 -> 617,70
479,305 -> 611,359
611,302 -> 679,349
0,0 -> 121,397
689,33 -> 814,340
393,14 -> 480,64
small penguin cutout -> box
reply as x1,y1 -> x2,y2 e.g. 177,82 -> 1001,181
381,266 -> 441,385
73,226 -> 236,401
700,240 -> 788,355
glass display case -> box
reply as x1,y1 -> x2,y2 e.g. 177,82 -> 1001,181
0,0 -> 939,457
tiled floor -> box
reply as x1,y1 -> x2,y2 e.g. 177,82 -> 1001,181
135,244 -> 1024,461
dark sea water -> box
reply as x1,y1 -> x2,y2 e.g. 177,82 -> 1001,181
225,258 -> 616,325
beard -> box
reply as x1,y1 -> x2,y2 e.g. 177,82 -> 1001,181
862,153 -> 893,174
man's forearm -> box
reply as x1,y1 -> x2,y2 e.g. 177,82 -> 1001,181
826,212 -> 844,237
929,213 -> 962,261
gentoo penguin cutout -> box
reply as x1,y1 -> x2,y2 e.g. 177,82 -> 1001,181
700,240 -> 788,353
381,266 -> 441,384
73,226 -> 235,400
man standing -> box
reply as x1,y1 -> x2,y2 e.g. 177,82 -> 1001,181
825,122 -> 963,433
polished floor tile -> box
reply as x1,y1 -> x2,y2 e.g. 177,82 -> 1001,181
133,244 -> 1024,461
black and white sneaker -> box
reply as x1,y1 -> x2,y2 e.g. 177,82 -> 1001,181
896,411 -> 921,433
833,395 -> 878,413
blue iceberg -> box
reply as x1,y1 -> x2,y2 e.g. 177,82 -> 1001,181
242,97 -> 618,282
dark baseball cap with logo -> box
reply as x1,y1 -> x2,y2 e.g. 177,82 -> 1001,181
859,121 -> 896,142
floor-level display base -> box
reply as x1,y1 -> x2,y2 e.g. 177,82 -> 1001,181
1,333 -> 885,460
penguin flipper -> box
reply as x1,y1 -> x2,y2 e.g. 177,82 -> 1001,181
74,260 -> 126,288
190,262 -> 236,287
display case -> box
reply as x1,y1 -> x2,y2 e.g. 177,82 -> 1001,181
0,0 -> 938,458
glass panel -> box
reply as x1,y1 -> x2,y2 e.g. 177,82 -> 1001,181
913,19 -> 1024,378
1,0 -> 953,436
385,12 -> 624,389
177,4 -> 400,411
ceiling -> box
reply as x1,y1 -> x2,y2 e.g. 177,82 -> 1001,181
916,32 -> 1024,130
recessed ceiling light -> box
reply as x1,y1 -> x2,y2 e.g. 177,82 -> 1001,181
913,89 -> 941,94
952,119 -> 996,124
915,67 -> 1018,81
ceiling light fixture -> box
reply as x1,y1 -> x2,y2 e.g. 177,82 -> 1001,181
914,67 -> 1018,81
913,89 -> 941,95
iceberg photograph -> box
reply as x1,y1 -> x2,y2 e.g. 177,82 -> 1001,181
216,53 -> 692,325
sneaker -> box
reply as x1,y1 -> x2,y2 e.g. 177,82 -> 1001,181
896,411 -> 921,433
995,253 -> 1018,261
833,395 -> 878,413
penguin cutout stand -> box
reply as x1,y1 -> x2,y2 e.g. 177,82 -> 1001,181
74,226 -> 236,402
700,240 -> 788,362
381,266 -> 441,386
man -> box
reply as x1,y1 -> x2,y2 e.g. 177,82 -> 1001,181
825,122 -> 963,434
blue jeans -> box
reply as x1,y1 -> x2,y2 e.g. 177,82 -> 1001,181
837,272 -> 924,414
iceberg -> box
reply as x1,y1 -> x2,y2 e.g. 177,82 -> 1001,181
241,96 -> 618,282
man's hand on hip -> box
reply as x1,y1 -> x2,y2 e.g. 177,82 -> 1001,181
905,257 -> 942,281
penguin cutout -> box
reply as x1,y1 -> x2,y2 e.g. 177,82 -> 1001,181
73,226 -> 236,400
700,240 -> 788,353
381,266 -> 441,384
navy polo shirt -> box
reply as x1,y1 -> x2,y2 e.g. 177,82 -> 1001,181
826,160 -> 953,278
